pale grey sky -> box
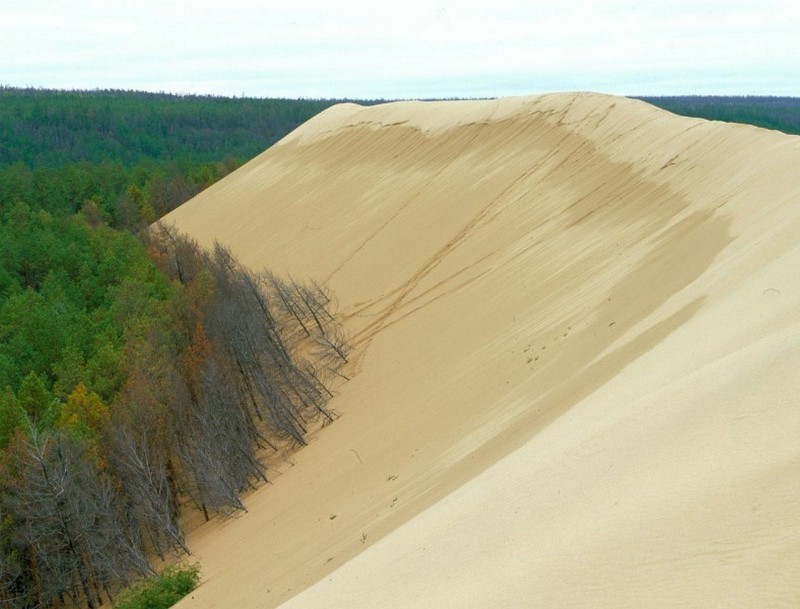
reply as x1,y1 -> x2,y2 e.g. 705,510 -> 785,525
2,0 -> 798,98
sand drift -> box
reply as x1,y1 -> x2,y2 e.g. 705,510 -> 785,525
166,93 -> 800,608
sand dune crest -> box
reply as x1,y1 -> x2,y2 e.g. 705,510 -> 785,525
166,92 -> 800,608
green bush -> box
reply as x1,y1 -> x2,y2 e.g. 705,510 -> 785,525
113,564 -> 200,609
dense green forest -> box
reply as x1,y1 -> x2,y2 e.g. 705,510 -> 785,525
0,87 -> 339,166
639,95 -> 800,135
0,87 -> 343,227
0,87 -> 797,608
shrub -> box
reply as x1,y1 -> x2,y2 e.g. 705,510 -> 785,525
113,564 -> 200,609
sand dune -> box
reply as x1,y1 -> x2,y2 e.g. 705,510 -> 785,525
165,92 -> 800,608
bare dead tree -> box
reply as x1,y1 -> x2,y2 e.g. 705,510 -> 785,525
0,501 -> 31,609
3,431 -> 150,609
139,226 -> 348,505
106,423 -> 188,560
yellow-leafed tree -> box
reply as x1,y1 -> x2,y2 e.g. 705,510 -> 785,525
57,383 -> 109,445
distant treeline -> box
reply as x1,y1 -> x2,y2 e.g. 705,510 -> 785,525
638,96 -> 800,135
0,87 -> 342,167
0,87 -> 348,226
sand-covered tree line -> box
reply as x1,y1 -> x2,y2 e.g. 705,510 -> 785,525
0,92 -> 356,607
0,89 -> 355,609
0,217 -> 348,608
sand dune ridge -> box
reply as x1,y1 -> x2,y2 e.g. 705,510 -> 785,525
166,92 -> 800,608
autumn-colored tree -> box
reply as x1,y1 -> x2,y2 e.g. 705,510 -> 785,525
180,322 -> 211,385
57,384 -> 109,441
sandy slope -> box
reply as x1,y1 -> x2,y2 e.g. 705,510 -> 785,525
165,92 -> 800,608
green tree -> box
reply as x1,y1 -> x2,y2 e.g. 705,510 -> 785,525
0,388 -> 27,449
17,372 -> 55,429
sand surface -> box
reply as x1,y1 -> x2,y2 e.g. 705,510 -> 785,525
165,92 -> 800,608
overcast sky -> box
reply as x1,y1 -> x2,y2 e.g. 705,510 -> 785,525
2,0 -> 798,99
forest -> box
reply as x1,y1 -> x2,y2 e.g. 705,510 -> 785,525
0,87 -> 797,608
0,87 -> 345,227
639,95 -> 800,135
0,88 -> 350,608
0,214 -> 349,608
